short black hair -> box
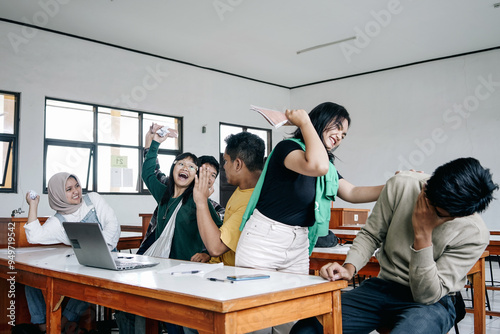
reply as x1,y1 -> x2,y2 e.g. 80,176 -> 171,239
198,155 -> 219,175
425,157 -> 498,217
224,132 -> 265,172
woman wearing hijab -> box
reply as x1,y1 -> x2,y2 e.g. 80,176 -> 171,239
24,172 -> 120,333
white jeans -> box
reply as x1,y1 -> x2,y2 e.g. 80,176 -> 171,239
235,209 -> 310,275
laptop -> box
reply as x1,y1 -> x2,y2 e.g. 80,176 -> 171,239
63,222 -> 159,271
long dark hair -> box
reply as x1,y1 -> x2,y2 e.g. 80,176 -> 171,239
160,152 -> 198,206
292,102 -> 351,162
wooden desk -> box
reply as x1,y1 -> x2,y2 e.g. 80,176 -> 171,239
487,232 -> 500,256
310,245 -> 380,277
0,217 -> 49,248
138,213 -> 152,237
116,231 -> 143,251
1,246 -> 347,334
1,217 -> 145,251
329,208 -> 369,229
310,247 -> 489,334
330,229 -> 360,244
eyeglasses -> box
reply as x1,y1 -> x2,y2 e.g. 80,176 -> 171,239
174,160 -> 198,172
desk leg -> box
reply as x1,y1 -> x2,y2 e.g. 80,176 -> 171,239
470,258 -> 486,334
212,313 -> 236,334
322,289 -> 342,334
45,278 -> 62,334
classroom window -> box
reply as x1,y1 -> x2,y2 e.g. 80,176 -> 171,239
0,92 -> 19,193
44,98 -> 182,194
219,123 -> 271,206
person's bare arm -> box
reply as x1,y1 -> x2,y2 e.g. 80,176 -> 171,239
283,109 -> 330,177
26,192 -> 40,223
193,166 -> 230,256
337,179 -> 384,203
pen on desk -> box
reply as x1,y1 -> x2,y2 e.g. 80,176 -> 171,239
170,270 -> 201,275
207,278 -> 234,283
66,254 -> 74,258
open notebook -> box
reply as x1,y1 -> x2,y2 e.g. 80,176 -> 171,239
63,222 -> 159,271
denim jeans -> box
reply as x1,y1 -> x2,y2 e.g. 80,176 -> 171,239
114,310 -> 186,334
290,277 -> 456,334
25,285 -> 90,324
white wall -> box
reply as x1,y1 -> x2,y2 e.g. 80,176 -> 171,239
291,49 -> 500,230
1,20 -> 499,231
0,21 -> 290,226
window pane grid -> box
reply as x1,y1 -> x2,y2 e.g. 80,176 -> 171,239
0,91 -> 19,192
44,98 -> 181,194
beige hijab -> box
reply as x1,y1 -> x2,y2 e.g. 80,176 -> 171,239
48,172 -> 83,215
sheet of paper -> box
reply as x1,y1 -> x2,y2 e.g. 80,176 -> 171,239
0,247 -> 59,254
158,262 -> 224,275
250,105 -> 291,128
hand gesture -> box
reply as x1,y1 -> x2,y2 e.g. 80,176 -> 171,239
191,252 -> 210,263
412,188 -> 454,249
319,262 -> 354,281
145,123 -> 162,148
285,109 -> 310,128
193,166 -> 213,205
25,191 -> 39,206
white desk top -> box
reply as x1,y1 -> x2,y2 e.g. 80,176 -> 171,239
330,229 -> 360,235
0,246 -> 327,302
119,231 -> 142,238
312,244 -> 352,254
490,235 -> 500,242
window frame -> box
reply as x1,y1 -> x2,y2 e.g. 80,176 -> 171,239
0,91 -> 20,193
218,122 -> 272,206
43,97 -> 183,195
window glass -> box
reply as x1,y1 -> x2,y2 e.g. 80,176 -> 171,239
143,114 -> 181,150
44,98 -> 182,194
157,154 -> 176,173
219,124 -> 243,154
0,94 -> 16,134
46,100 -> 93,142
45,145 -> 93,191
98,107 -> 139,146
0,92 -> 19,192
0,141 -> 13,187
247,128 -> 270,157
97,146 -> 139,193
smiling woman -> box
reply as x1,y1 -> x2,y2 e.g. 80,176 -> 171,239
235,102 -> 386,277
117,124 -> 223,334
139,123 -> 222,261
22,171 -> 121,332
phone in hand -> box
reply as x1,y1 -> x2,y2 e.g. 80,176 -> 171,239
226,274 -> 271,281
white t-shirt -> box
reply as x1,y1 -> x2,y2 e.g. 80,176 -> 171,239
24,192 -> 120,250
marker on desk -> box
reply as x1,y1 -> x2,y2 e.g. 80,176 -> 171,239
207,278 -> 234,283
170,270 -> 201,275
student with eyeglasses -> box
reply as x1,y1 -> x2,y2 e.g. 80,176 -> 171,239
116,123 -> 223,334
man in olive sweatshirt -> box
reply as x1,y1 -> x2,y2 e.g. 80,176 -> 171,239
292,157 -> 498,334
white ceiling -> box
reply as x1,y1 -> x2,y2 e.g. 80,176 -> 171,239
1,0 -> 500,88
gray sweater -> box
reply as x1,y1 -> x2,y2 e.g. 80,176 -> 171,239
345,171 -> 489,304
